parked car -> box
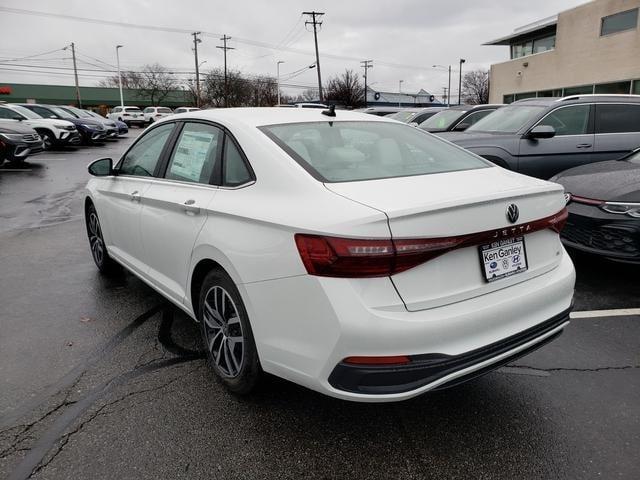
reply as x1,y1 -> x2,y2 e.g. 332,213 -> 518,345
355,106 -> 404,116
551,148 -> 640,264
19,104 -> 107,144
143,106 -> 173,124
0,104 -> 79,149
419,104 -> 503,133
438,95 -> 640,179
107,106 -> 145,127
174,107 -> 201,114
83,110 -> 128,136
84,108 -> 574,401
58,106 -> 119,139
387,107 -> 446,126
0,120 -> 43,166
293,103 -> 328,109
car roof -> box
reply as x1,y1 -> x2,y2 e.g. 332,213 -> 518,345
512,94 -> 640,107
164,107 -> 392,129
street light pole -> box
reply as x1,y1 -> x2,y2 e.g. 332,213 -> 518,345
398,80 -> 404,107
458,58 -> 466,105
277,60 -> 284,106
116,45 -> 124,108
432,64 -> 452,107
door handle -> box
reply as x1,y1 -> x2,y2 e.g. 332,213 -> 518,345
183,199 -> 200,215
576,143 -> 592,148
130,190 -> 141,202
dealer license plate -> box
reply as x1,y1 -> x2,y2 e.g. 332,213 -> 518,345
479,236 -> 528,283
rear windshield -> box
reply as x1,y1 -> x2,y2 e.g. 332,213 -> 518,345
125,107 -> 142,112
420,109 -> 466,130
158,107 -> 172,113
260,121 -> 490,183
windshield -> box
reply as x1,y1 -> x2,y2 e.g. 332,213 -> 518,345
387,111 -> 419,123
86,111 -> 104,119
467,105 -> 546,133
50,107 -> 76,119
420,109 -> 466,130
260,121 -> 490,183
10,105 -> 42,120
66,106 -> 92,118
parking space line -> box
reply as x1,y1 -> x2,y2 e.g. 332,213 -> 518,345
571,308 -> 640,318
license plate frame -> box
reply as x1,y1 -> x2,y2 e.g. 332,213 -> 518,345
479,236 -> 528,283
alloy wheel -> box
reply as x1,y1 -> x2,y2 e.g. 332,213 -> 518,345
88,211 -> 104,266
203,286 -> 245,378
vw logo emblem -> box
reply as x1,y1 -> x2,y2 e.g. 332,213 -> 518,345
506,204 -> 519,223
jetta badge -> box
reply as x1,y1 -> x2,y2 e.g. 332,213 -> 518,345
506,204 -> 519,223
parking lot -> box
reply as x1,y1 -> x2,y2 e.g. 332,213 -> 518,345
0,132 -> 639,480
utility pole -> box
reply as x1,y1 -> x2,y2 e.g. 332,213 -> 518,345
458,58 -> 466,105
443,87 -> 448,105
68,42 -> 82,108
192,32 -> 202,108
303,11 -> 324,103
276,60 -> 284,106
217,35 -> 234,107
116,45 -> 124,108
360,60 -> 372,108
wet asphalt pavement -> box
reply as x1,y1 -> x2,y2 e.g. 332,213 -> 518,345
0,133 -> 638,479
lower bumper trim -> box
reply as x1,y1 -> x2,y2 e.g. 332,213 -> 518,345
328,307 -> 571,395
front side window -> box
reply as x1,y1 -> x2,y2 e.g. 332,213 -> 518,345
223,137 -> 253,186
165,123 -> 221,184
119,123 -> 174,176
595,104 -> 640,134
261,121 -> 489,183
419,109 -> 466,130
467,105 -> 546,133
539,105 -> 590,136
144,107 -> 153,113
0,107 -> 22,120
31,106 -> 53,118
601,8 -> 638,36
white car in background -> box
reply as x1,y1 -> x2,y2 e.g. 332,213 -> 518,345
173,107 -> 200,114
84,108 -> 575,402
143,106 -> 173,124
0,104 -> 79,149
107,106 -> 145,127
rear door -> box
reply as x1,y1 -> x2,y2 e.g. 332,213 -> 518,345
518,104 -> 594,178
97,122 -> 176,275
593,103 -> 640,162
139,121 -> 222,304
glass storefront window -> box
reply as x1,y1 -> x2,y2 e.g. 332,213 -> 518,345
514,91 -> 536,101
594,81 -> 631,94
533,35 -> 555,54
633,80 -> 640,94
601,8 -> 638,36
563,85 -> 594,95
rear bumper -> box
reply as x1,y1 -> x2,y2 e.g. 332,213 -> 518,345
328,307 -> 570,395
561,203 -> 640,263
244,250 -> 575,402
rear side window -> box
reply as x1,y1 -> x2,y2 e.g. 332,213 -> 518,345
223,136 -> 253,186
539,105 -> 590,136
119,123 -> 174,176
165,123 -> 222,184
260,121 -> 489,183
158,108 -> 172,114
595,104 -> 640,133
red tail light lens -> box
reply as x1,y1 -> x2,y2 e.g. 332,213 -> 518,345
295,208 -> 568,278
344,355 -> 411,365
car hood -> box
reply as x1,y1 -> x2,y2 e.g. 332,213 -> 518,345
551,160 -> 640,202
436,131 -> 516,145
0,120 -> 38,134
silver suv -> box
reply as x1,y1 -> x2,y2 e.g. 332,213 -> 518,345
438,95 -> 640,179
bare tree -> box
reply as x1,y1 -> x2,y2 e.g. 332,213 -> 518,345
97,71 -> 143,89
324,70 -> 364,107
202,67 -> 252,107
136,63 -> 178,105
462,69 -> 490,105
250,75 -> 278,106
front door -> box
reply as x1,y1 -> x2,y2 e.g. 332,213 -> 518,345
98,122 -> 175,275
518,104 -> 594,179
140,122 -> 222,304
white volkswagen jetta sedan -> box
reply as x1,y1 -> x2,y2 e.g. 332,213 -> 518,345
84,107 -> 575,402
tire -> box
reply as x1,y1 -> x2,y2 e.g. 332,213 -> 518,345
38,130 -> 55,150
199,269 -> 261,394
85,203 -> 121,275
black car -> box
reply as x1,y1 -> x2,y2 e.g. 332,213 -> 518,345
419,104 -> 503,133
0,120 -> 44,166
439,95 -> 640,179
58,106 -> 119,139
19,104 -> 107,145
551,149 -> 640,264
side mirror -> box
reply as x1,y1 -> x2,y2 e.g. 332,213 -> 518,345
49,115 -> 57,119
453,122 -> 470,131
88,158 -> 114,176
527,125 -> 556,139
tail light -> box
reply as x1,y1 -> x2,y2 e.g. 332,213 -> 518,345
295,208 -> 568,278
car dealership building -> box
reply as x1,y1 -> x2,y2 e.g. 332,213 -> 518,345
485,0 -> 640,103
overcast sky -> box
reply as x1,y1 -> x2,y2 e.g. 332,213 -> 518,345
0,0 -> 587,98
